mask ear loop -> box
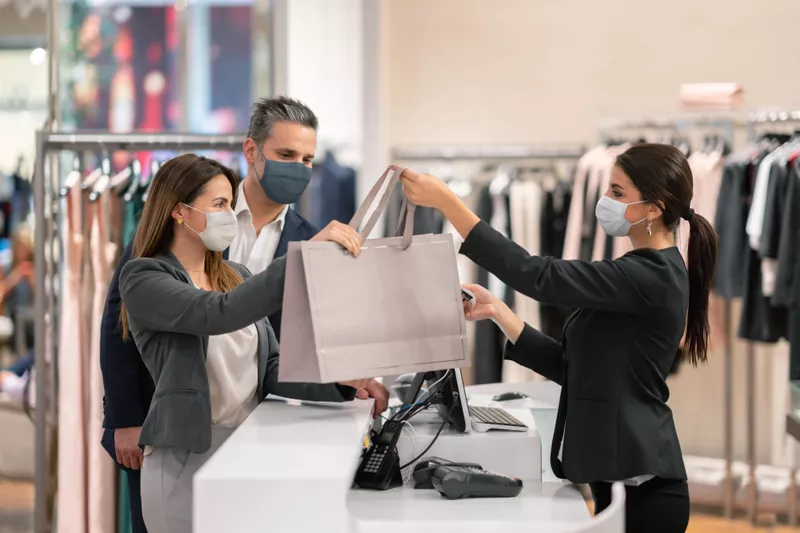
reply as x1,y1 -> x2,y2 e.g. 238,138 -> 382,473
180,203 -> 204,236
252,145 -> 267,181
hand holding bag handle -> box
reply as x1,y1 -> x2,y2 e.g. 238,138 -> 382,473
348,166 -> 416,250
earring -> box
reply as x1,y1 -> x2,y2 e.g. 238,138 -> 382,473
647,220 -> 652,236
177,219 -> 183,225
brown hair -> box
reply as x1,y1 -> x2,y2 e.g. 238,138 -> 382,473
120,154 -> 243,340
615,144 -> 718,366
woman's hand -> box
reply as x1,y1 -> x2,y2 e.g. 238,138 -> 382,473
462,283 -> 500,321
400,168 -> 481,239
311,221 -> 361,257
399,169 -> 453,209
338,378 -> 390,418
461,283 -> 525,343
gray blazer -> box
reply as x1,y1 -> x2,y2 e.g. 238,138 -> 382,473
119,252 -> 353,453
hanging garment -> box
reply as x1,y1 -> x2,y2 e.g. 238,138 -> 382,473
714,159 -> 753,299
89,192 -> 119,533
306,152 -> 357,229
590,145 -> 632,261
737,153 -> 788,342
506,180 -> 543,383
471,186 -> 504,384
563,146 -> 605,260
539,180 -> 574,342
57,186 -> 89,533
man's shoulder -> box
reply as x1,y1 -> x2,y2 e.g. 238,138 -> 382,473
286,208 -> 318,238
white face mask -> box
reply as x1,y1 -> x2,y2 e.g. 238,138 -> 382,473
595,196 -> 647,237
182,203 -> 237,252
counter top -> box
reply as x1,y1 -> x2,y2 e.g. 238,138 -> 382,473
194,382 -> 591,533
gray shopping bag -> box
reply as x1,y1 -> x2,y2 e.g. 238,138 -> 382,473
279,166 -> 470,383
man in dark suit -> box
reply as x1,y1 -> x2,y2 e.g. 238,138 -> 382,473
100,96 -> 389,533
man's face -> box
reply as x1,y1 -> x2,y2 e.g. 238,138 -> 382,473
250,121 -> 317,170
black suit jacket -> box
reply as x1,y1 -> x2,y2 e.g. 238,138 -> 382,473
100,208 -> 318,464
460,221 -> 689,484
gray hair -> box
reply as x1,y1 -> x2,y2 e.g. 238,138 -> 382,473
247,96 -> 318,145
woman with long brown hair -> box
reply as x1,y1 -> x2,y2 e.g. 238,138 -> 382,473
400,144 -> 718,533
118,153 -> 373,533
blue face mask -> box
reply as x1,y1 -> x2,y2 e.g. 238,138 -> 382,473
253,146 -> 312,205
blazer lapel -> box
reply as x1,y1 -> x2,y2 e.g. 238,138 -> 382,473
157,251 -> 211,358
561,309 -> 580,350
275,209 -> 303,260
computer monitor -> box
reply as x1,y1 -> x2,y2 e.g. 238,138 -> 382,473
402,368 -> 471,434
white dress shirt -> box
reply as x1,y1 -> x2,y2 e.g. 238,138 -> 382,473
229,182 -> 289,274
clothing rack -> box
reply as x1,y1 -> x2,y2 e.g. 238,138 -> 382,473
745,110 -> 800,527
598,114 -> 746,145
32,130 -> 247,533
600,115 -> 743,520
390,145 -> 586,161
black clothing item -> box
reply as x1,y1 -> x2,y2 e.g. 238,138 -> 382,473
590,478 -> 690,533
470,186 -> 507,384
714,161 -> 752,298
738,246 -> 787,342
460,221 -> 688,483
579,175 -> 597,261
775,163 -> 800,308
738,155 -> 788,342
790,308 -> 800,381
760,159 -> 791,260
539,182 -> 575,342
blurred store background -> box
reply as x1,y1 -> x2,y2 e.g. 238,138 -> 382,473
2,1 -> 800,532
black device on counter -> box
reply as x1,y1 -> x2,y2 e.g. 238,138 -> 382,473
431,465 -> 524,500
412,457 -> 483,489
354,419 -> 404,491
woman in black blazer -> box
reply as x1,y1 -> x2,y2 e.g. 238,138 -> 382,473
400,144 -> 717,533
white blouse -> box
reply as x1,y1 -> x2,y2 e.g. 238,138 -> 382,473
206,323 -> 260,427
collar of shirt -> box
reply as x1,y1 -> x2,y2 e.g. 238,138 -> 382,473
235,181 -> 289,233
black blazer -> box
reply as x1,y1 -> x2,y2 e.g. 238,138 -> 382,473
460,221 -> 689,484
100,208 -> 318,464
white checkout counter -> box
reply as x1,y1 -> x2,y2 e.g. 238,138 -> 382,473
194,381 -> 592,533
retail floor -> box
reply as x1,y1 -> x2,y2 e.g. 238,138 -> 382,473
0,479 -> 797,533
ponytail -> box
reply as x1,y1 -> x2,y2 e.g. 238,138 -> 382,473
681,210 -> 718,366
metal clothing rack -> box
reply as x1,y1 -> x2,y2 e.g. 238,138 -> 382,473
32,130 -> 247,533
390,145 -> 586,161
600,114 -> 744,521
598,113 -> 747,145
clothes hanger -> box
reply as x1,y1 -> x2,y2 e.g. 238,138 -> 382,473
111,158 -> 136,194
81,153 -> 105,191
123,159 -> 143,202
60,154 -> 82,197
89,158 -> 112,202
141,159 -> 160,203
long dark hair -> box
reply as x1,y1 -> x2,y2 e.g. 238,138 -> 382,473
616,143 -> 718,366
120,154 -> 242,340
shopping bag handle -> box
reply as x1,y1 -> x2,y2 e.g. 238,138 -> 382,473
348,166 -> 415,249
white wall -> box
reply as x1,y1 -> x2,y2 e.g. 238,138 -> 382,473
285,0 -> 364,168
387,0 -> 800,148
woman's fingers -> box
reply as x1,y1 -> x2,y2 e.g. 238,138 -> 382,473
400,168 -> 420,183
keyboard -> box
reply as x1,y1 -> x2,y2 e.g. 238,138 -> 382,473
469,405 -> 528,433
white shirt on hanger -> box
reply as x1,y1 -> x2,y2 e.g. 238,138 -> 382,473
229,182 -> 289,274
746,149 -> 782,251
